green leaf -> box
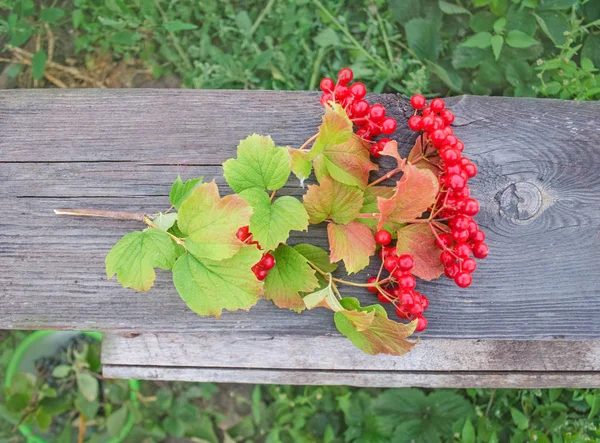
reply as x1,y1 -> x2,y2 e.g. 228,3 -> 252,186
107,406 -> 129,438
153,213 -> 178,231
470,11 -> 496,32
178,181 -> 252,261
493,17 -> 506,34
405,17 -> 442,61
35,408 -> 52,431
163,416 -> 185,437
163,20 -> 198,32
169,176 -> 203,210
510,407 -> 529,430
583,35 -> 600,70
505,30 -> 540,48
439,0 -> 470,14
303,175 -> 364,225
452,46 -> 487,69
72,9 -> 84,29
32,50 -> 47,80
76,372 -> 99,402
52,365 -> 72,378
462,417 -> 475,443
311,104 -> 377,189
428,61 -> 463,92
173,248 -> 263,318
314,28 -> 341,47
264,244 -> 319,312
334,298 -> 416,355
293,244 -> 338,273
109,30 -> 142,45
289,148 -> 312,183
328,221 -> 375,274
40,7 -> 65,23
491,35 -> 504,60
239,188 -> 308,251
106,228 -> 179,292
490,0 -> 509,16
303,277 -> 344,311
534,11 -> 568,45
461,32 -> 492,48
538,0 -> 577,10
223,134 -> 291,193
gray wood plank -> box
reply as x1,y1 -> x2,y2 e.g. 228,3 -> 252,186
1,89 -> 600,342
101,333 -> 600,372
102,366 -> 600,388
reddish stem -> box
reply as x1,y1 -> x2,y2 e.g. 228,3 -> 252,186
367,166 -> 403,187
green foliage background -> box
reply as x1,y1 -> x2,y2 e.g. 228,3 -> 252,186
1,0 -> 599,441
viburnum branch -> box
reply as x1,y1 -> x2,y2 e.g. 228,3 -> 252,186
367,166 -> 403,187
297,133 -> 318,151
54,208 -> 147,222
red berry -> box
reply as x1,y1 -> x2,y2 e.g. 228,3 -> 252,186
447,174 -> 466,190
236,226 -> 251,241
454,272 -> 472,288
380,246 -> 396,260
421,106 -> 433,117
410,94 -> 426,110
378,292 -> 392,303
445,135 -> 458,146
463,163 -> 477,178
381,118 -> 397,135
445,263 -> 459,278
422,116 -> 435,132
337,68 -> 353,85
431,129 -> 447,147
349,82 -> 366,99
436,233 -> 453,250
367,276 -> 378,293
415,316 -> 428,332
399,291 -> 415,308
440,147 -> 459,165
334,85 -> 349,100
472,242 -> 489,259
462,198 -> 480,216
375,229 -> 392,246
369,144 -> 383,158
452,229 -> 469,243
408,115 -> 422,131
367,120 -> 381,137
352,100 -> 370,117
455,242 -> 472,258
430,98 -> 445,113
419,294 -> 429,310
255,269 -> 268,281
369,104 -> 386,122
396,305 -> 411,320
384,256 -> 399,272
356,126 -> 370,140
319,77 -> 334,92
261,253 -> 275,270
440,250 -> 455,266
397,254 -> 414,272
462,258 -> 477,273
398,273 -> 416,290
455,141 -> 465,152
441,109 -> 454,125
471,229 -> 485,243
450,215 -> 471,231
409,301 -> 424,317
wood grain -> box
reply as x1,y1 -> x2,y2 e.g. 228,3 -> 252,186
1,89 -> 600,343
102,366 -> 600,388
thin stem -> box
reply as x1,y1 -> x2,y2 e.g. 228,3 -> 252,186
153,0 -> 192,70
54,208 -> 146,222
312,0 -> 388,72
270,190 -> 277,202
367,166 -> 403,187
332,275 -> 391,288
144,216 -> 187,249
77,414 -> 86,443
375,12 -> 394,65
298,133 -> 318,151
248,0 -> 275,38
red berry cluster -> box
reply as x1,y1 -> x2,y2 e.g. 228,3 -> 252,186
236,226 -> 276,281
319,68 -> 397,142
366,230 -> 429,332
408,95 -> 489,288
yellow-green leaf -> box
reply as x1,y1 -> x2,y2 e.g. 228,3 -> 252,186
173,248 -> 264,319
303,175 -> 364,225
106,228 -> 179,292
178,181 -> 252,261
293,244 -> 338,273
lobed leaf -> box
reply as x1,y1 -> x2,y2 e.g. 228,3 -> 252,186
178,181 -> 252,261
153,213 -> 178,231
303,276 -> 344,311
379,140 -> 406,169
327,221 -> 376,274
106,228 -> 180,292
169,176 -> 203,210
173,247 -> 264,319
293,243 -> 338,273
239,188 -> 309,251
396,224 -> 444,281
334,297 -> 417,356
303,175 -> 364,225
264,244 -> 320,313
289,148 -> 312,184
377,162 -> 439,225
223,134 -> 291,193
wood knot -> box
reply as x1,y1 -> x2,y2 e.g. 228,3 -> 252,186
498,182 -> 543,222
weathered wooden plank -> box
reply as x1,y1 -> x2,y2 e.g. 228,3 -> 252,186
1,89 -> 600,342
102,365 -> 600,388
101,333 -> 600,372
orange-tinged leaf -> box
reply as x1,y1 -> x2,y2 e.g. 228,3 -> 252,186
380,140 -> 406,169
408,136 -> 441,177
303,175 -> 364,225
308,103 -> 353,160
377,162 -> 439,225
327,221 -> 376,274
396,223 -> 444,280
178,180 -> 253,261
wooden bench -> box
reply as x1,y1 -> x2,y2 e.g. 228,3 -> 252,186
1,89 -> 599,388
